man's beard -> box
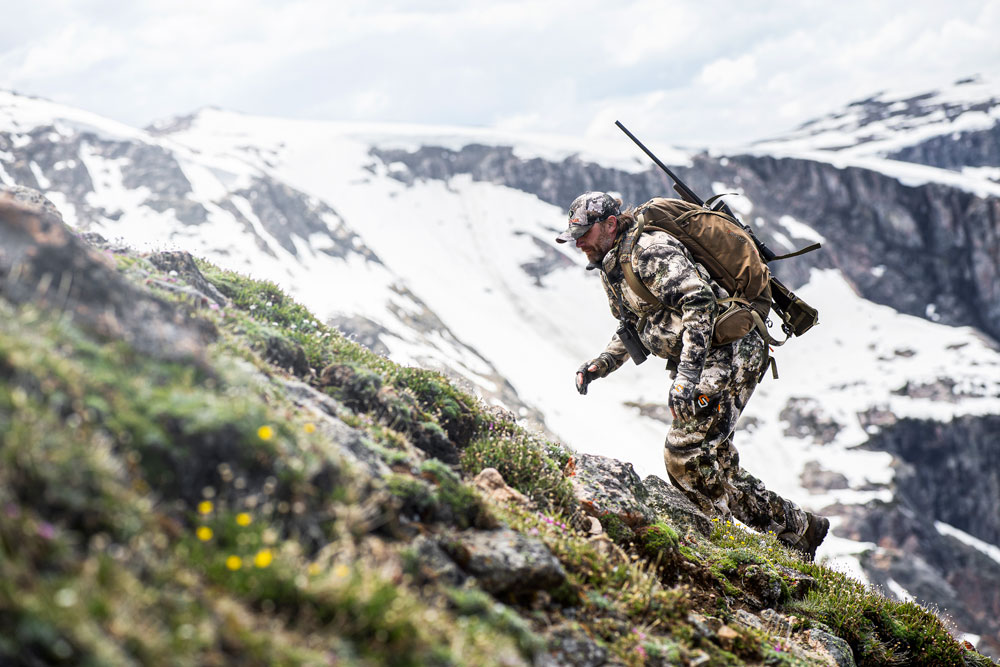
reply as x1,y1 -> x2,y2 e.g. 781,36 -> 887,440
581,247 -> 605,270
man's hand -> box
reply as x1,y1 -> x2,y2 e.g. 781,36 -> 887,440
575,356 -> 610,395
668,366 -> 701,421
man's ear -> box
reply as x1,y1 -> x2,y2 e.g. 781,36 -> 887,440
606,215 -> 618,232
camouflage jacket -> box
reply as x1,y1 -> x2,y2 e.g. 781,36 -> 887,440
597,226 -> 727,378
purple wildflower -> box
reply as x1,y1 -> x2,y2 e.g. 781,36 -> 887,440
37,521 -> 56,540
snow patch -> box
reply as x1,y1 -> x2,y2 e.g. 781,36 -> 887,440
29,162 -> 50,189
885,578 -> 914,602
709,183 -> 753,216
776,215 -> 825,244
935,522 -> 1000,566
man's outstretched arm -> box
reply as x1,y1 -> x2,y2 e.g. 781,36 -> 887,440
576,339 -> 627,395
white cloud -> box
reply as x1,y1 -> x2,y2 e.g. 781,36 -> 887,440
348,89 -> 393,117
2,22 -> 127,82
696,54 -> 758,91
0,0 -> 998,145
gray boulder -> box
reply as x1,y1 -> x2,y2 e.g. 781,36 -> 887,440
537,624 -> 609,667
445,528 -> 566,596
570,454 -> 651,523
642,474 -> 712,537
803,628 -> 857,667
570,453 -> 712,540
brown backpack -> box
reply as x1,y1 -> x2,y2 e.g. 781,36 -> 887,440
619,197 -> 805,349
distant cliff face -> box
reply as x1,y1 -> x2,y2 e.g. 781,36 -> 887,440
372,145 -> 1000,343
842,415 -> 1000,658
889,125 -> 1000,171
864,415 -> 1000,548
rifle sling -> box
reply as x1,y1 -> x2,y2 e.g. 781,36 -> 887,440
768,242 -> 822,261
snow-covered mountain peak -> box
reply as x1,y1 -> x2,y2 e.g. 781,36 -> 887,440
751,74 -> 1000,159
0,89 -> 149,144
153,105 -> 693,178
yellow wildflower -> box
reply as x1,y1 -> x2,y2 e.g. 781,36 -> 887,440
254,549 -> 274,568
308,563 -> 322,576
257,425 -> 274,441
236,512 -> 252,527
333,564 -> 350,578
197,500 -> 213,515
226,555 -> 243,571
304,423 -> 316,434
196,526 -> 213,541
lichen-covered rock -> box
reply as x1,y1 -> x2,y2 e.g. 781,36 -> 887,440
570,454 -> 712,548
742,564 -> 784,608
279,378 -> 394,480
473,468 -> 531,508
570,454 -> 651,525
445,528 -> 566,596
537,624 -> 609,667
774,563 -> 817,598
733,609 -> 763,630
147,250 -> 228,307
408,535 -> 467,586
642,474 -> 712,537
264,334 -> 311,377
803,628 -> 857,667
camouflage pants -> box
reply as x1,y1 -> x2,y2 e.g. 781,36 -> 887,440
663,332 -> 811,545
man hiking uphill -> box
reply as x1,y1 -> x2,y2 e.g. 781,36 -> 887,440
556,191 -> 829,560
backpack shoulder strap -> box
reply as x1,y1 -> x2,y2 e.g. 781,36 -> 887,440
623,205 -> 704,309
619,218 -> 662,311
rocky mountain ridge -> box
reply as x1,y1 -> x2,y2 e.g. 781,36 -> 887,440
2,184 -> 994,666
0,92 -> 544,430
2,83 -> 1000,658
749,75 -> 1000,171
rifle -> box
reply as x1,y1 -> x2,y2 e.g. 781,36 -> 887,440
615,120 -> 820,338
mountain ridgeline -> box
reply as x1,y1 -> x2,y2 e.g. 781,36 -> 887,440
1,80 -> 1000,663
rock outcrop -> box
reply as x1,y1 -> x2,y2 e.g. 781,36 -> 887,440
0,185 -> 216,362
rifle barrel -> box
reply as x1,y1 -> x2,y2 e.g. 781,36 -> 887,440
615,121 -> 703,206
615,120 -> 779,262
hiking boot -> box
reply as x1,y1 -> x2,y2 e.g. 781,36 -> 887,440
778,512 -> 829,561
799,513 -> 829,561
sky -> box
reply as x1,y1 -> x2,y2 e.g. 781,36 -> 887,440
2,0 -> 999,148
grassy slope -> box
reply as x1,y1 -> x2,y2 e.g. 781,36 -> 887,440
0,246 -> 992,667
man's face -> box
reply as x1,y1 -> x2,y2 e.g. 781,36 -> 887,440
575,217 -> 617,264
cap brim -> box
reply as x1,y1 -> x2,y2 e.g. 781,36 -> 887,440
555,224 -> 592,244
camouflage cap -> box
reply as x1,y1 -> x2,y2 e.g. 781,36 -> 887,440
555,192 -> 621,243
